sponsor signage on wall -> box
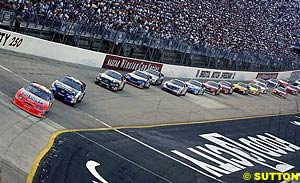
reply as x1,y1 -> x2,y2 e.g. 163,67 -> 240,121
0,31 -> 23,48
195,70 -> 236,80
102,55 -> 163,72
256,72 -> 278,80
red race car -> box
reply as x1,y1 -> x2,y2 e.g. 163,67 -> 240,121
218,81 -> 233,94
272,87 -> 287,98
12,82 -> 54,118
278,79 -> 289,88
203,81 -> 221,95
286,85 -> 298,95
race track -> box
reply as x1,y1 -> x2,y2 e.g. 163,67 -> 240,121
0,49 -> 299,183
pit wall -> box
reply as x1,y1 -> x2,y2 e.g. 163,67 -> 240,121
0,28 -> 299,81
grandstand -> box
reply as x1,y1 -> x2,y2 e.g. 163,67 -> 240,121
1,0 -> 300,71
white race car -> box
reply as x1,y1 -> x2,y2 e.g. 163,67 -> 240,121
95,70 -> 126,92
144,69 -> 164,85
162,79 -> 187,96
255,81 -> 268,94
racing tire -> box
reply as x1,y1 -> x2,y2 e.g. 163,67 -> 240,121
144,81 -> 151,88
78,93 -> 85,103
212,91 -> 216,95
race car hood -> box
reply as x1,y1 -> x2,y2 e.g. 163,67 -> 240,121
165,82 -> 182,90
204,83 -> 219,90
147,73 -> 159,80
188,83 -> 201,90
221,84 -> 231,89
101,73 -> 121,84
128,73 -> 148,82
268,80 -> 277,84
19,88 -> 48,105
53,80 -> 79,95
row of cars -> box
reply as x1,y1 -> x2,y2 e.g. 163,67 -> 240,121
12,68 -> 300,118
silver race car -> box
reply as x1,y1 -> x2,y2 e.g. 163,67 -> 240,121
162,79 -> 188,96
144,69 -> 164,85
95,70 -> 126,92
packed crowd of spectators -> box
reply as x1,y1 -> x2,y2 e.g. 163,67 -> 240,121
1,0 -> 300,59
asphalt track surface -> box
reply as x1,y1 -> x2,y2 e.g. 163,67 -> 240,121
0,49 -> 300,183
33,114 -> 300,183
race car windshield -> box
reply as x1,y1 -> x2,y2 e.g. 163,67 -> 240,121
257,82 -> 266,87
269,79 -> 277,83
289,86 -> 298,90
170,80 -> 184,87
238,82 -> 248,88
189,80 -> 202,87
278,87 -> 285,92
60,77 -> 81,91
207,81 -> 219,87
221,81 -> 231,87
146,69 -> 160,76
282,79 -> 289,82
257,79 -> 265,83
105,70 -> 122,80
250,84 -> 259,89
133,71 -> 149,79
24,84 -> 51,101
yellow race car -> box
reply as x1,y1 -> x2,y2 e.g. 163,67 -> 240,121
248,83 -> 260,95
233,82 -> 249,95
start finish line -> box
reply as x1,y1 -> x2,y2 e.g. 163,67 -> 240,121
30,114 -> 300,183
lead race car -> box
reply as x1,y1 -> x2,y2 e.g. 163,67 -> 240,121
161,79 -> 187,96
144,69 -> 164,85
95,70 -> 126,91
185,79 -> 205,95
50,76 -> 86,105
12,82 -> 54,118
125,70 -> 151,88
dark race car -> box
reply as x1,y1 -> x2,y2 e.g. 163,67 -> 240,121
125,70 -> 151,88
162,79 -> 187,96
144,69 -> 164,85
50,76 -> 86,106
203,81 -> 221,95
286,85 -> 298,95
278,79 -> 289,88
185,80 -> 205,95
266,78 -> 279,88
12,82 -> 54,118
272,87 -> 287,98
218,81 -> 233,94
95,70 -> 126,92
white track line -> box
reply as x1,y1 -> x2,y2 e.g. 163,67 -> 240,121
85,113 -> 223,182
0,64 -> 29,82
76,132 -> 173,183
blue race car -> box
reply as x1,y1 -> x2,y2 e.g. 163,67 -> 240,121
185,80 -> 205,95
50,76 -> 86,105
266,78 -> 279,88
125,70 -> 151,88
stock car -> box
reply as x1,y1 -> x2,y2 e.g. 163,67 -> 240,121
286,85 -> 299,95
203,81 -> 221,95
278,79 -> 289,88
248,83 -> 261,95
161,79 -> 187,96
144,69 -> 164,85
218,81 -> 233,94
272,87 -> 288,98
125,70 -> 151,88
50,76 -> 86,105
95,70 -> 126,91
12,82 -> 54,118
266,78 -> 279,88
252,78 -> 266,84
233,82 -> 249,95
294,79 -> 300,86
185,80 -> 205,95
255,81 -> 268,94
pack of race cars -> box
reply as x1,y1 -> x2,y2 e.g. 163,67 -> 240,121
12,68 -> 300,118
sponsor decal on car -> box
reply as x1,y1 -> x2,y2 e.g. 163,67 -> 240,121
256,72 -> 278,80
102,55 -> 163,72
